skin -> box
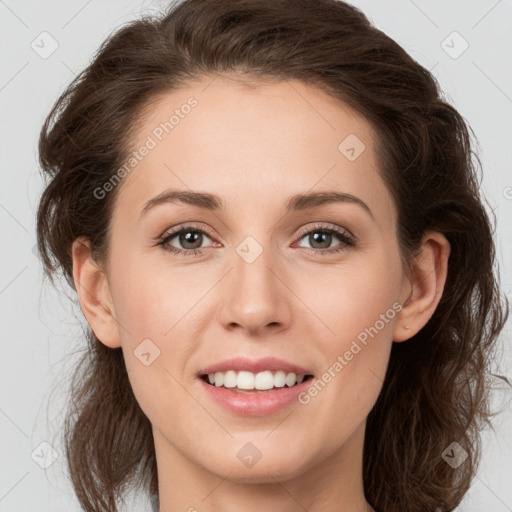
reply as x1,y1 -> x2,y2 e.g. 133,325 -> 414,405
72,75 -> 450,512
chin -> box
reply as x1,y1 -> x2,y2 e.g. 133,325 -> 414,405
198,442 -> 315,483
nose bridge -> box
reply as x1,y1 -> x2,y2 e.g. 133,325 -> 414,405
217,234 -> 291,334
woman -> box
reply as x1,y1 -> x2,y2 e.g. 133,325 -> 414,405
35,0 -> 509,511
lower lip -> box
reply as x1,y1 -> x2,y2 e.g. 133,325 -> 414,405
197,377 -> 313,416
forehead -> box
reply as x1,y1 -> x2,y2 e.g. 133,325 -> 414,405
114,76 -> 395,225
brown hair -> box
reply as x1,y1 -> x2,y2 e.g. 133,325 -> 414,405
36,0 -> 509,511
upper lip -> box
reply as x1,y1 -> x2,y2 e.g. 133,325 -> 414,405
198,357 -> 313,376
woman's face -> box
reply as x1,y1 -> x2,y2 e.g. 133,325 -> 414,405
96,76 -> 411,484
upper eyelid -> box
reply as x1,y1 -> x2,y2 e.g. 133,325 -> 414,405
161,223 -> 216,241
295,222 -> 353,239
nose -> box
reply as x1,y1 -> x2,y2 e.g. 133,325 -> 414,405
217,246 -> 292,337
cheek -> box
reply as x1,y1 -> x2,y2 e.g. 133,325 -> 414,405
108,253 -> 189,341
297,249 -> 402,349
294,252 -> 400,433
107,253 -> 203,394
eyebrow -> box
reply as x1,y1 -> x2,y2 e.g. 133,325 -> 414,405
140,189 -> 374,220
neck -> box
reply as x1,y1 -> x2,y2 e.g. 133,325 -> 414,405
153,420 -> 373,512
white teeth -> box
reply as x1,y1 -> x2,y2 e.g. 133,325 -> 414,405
274,370 -> 286,388
214,371 -> 224,387
254,370 -> 274,390
223,370 -> 237,388
237,371 -> 254,390
285,372 -> 297,387
205,370 -> 307,390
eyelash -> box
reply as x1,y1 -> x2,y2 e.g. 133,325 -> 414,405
157,223 -> 356,257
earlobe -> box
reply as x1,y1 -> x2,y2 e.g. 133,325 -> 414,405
71,237 -> 122,349
393,231 -> 451,342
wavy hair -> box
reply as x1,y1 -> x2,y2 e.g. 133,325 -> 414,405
36,0 -> 509,510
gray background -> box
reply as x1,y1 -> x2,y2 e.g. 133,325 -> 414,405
0,0 -> 511,510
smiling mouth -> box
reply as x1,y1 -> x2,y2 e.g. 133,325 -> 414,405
200,370 -> 314,393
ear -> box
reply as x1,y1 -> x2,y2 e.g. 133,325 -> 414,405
393,231 -> 451,342
71,237 -> 122,348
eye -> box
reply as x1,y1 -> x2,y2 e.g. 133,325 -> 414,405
157,222 -> 356,257
293,223 -> 355,255
157,224 -> 217,256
